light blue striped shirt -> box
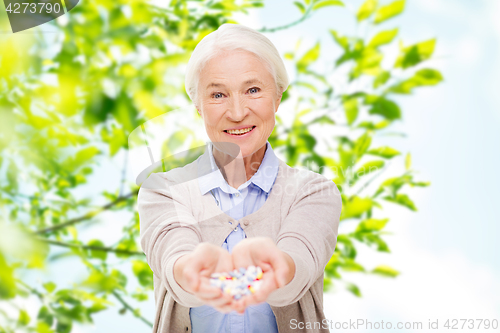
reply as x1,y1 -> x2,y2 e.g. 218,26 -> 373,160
190,141 -> 280,333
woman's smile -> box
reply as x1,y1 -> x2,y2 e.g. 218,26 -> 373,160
224,125 -> 256,137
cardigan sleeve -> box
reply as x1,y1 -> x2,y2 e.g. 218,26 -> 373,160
266,172 -> 342,307
137,172 -> 205,308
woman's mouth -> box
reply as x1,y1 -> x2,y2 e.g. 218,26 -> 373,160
224,126 -> 256,137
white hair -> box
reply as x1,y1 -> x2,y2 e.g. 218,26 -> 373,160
184,23 -> 289,108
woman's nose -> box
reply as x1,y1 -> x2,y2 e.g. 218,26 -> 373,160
226,95 -> 248,121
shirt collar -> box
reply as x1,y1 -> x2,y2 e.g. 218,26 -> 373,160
197,141 -> 279,196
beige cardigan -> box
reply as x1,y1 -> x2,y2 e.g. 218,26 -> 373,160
138,147 -> 342,332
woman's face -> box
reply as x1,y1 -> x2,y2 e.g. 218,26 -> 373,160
196,50 -> 282,158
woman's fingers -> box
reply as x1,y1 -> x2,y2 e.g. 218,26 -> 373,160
181,240 -> 293,314
195,279 -> 223,299
198,290 -> 234,313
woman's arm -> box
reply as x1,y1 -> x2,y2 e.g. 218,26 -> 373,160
137,172 -> 205,307
266,173 -> 342,307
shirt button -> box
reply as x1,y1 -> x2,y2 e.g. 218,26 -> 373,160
234,193 -> 240,197
229,221 -> 233,225
234,226 -> 238,232
243,220 -> 249,226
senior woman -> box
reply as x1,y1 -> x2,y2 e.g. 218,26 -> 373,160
138,24 -> 342,333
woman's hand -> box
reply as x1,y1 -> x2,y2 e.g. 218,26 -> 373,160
173,243 -> 235,313
230,237 -> 296,314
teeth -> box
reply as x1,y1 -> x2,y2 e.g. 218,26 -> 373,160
227,127 -> 253,135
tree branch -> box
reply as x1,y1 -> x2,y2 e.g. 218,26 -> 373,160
119,150 -> 129,197
35,191 -> 138,235
354,161 -> 391,197
257,3 -> 314,33
39,238 -> 145,256
112,291 -> 153,328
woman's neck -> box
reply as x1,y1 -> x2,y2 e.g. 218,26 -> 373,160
212,143 -> 267,190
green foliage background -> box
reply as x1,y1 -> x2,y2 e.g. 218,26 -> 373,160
0,0 -> 441,331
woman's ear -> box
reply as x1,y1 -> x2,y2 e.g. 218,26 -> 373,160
275,92 -> 283,112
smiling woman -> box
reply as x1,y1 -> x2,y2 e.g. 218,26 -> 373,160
137,23 -> 342,333
194,49 -> 282,188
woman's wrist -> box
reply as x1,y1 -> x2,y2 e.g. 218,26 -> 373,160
173,253 -> 192,294
280,251 -> 296,287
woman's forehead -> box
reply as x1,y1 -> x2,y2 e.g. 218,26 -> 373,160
199,53 -> 274,87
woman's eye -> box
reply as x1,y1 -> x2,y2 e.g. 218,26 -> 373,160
213,92 -> 223,99
249,87 -> 259,94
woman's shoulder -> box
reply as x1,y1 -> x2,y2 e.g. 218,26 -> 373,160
277,158 -> 337,188
138,157 -> 200,196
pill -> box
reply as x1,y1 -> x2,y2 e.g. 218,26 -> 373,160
209,265 -> 264,300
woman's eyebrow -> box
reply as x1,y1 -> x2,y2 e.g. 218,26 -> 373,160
206,82 -> 225,89
205,79 -> 264,90
243,79 -> 264,86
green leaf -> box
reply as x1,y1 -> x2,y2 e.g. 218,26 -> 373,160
340,196 -> 373,220
323,277 -> 333,292
336,235 -> 357,259
368,28 -> 398,48
356,218 -> 389,232
18,309 -> 30,326
357,0 -> 378,21
88,240 -> 107,260
357,120 -> 390,130
84,93 -> 114,126
367,97 -> 401,120
299,133 -> 317,150
354,160 -> 384,180
131,291 -> 149,301
384,193 -> 417,211
375,174 -> 412,196
132,260 -> 153,288
101,125 -> 128,156
112,91 -> 140,133
411,181 -> 431,187
354,132 -> 372,158
308,115 -> 335,125
367,146 -> 400,158
293,1 -> 306,14
339,259 -> 365,272
297,42 -> 320,72
372,265 -> 399,277
115,238 -> 138,258
373,70 -> 390,88
37,306 -> 54,327
313,0 -> 344,10
350,47 -> 383,79
56,320 -> 72,333
405,153 -> 411,170
295,81 -> 318,92
83,269 -> 127,292
346,283 -> 362,297
395,39 -> 436,69
329,30 -> 349,50
387,68 -> 443,93
284,52 -> 294,60
65,147 -> 100,171
36,321 -> 54,333
43,282 -> 56,293
343,97 -> 359,125
374,0 -> 405,24
0,253 -> 16,299
361,233 -> 390,252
